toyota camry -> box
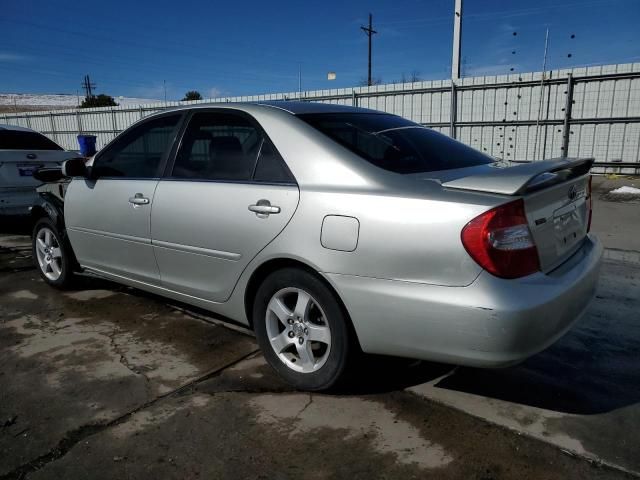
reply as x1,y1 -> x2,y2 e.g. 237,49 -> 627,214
30,101 -> 602,390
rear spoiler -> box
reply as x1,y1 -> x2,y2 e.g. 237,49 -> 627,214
442,157 -> 594,196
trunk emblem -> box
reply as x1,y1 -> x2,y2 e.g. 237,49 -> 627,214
568,185 -> 578,200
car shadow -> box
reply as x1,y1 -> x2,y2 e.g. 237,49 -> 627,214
344,324 -> 640,415
336,356 -> 455,395
432,341 -> 640,415
45,270 -> 640,416
431,279 -> 640,416
336,263 -> 640,415
55,275 -> 458,394
0,216 -> 32,235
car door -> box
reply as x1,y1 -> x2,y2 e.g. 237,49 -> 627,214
151,110 -> 299,302
65,113 -> 182,284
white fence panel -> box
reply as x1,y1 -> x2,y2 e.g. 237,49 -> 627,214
2,62 -> 640,173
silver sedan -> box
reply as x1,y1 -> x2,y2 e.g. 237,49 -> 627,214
30,102 -> 602,390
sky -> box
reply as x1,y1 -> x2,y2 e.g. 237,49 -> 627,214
2,0 -> 640,100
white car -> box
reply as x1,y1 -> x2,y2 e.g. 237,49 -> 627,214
0,124 -> 74,216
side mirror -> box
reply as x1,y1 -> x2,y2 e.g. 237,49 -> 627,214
33,167 -> 64,183
62,158 -> 88,178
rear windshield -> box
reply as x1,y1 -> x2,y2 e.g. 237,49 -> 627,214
299,113 -> 493,174
0,130 -> 63,151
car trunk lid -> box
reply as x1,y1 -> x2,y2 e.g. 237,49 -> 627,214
422,157 -> 594,273
523,172 -> 591,272
0,150 -> 75,188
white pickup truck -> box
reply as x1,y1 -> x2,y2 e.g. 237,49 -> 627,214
0,124 -> 74,216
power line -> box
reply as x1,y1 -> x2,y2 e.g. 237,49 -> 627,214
376,0 -> 629,28
0,17 -> 300,74
1,64 -> 194,94
1,42 -> 297,92
1,37 -> 298,87
1,63 -> 308,101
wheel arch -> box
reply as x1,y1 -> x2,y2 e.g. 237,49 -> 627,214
30,193 -> 81,272
30,193 -> 65,230
243,257 -> 362,351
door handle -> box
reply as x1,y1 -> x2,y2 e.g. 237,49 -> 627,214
129,194 -> 150,205
248,199 -> 280,217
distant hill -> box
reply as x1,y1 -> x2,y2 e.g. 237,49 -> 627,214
0,93 -> 162,113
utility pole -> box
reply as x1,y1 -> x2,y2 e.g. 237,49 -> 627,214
163,80 -> 167,103
81,75 -> 96,99
298,63 -> 302,98
361,13 -> 377,86
451,0 -> 463,80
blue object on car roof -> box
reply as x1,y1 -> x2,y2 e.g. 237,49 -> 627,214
77,135 -> 97,156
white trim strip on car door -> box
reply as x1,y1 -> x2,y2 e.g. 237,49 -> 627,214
151,239 -> 242,261
67,226 -> 151,245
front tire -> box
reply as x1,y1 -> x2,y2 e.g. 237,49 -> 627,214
253,268 -> 352,391
32,217 -> 75,289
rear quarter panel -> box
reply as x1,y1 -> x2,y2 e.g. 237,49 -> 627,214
232,107 -> 507,287
257,186 -> 504,287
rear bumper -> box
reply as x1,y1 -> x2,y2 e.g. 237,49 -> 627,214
326,234 -> 603,367
0,187 -> 39,216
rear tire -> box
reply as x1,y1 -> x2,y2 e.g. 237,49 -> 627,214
253,268 -> 352,391
32,217 -> 76,289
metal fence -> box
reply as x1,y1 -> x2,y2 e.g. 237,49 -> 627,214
3,62 -> 640,174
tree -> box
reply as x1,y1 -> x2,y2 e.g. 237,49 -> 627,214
80,94 -> 118,108
398,70 -> 422,84
358,77 -> 383,87
409,70 -> 422,82
182,90 -> 203,101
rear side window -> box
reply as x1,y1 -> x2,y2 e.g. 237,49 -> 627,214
93,114 -> 180,178
299,113 -> 493,174
172,112 -> 262,181
0,130 -> 63,151
253,140 -> 294,184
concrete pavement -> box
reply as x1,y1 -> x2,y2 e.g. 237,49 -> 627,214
409,257 -> 640,474
591,176 -> 640,253
1,183 -> 639,479
2,237 -> 638,479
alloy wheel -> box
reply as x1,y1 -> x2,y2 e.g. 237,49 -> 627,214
35,227 -> 63,281
265,287 -> 332,373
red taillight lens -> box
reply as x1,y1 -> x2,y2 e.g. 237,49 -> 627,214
586,175 -> 593,232
461,199 -> 540,279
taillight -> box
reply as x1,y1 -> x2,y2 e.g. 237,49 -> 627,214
586,175 -> 593,232
461,199 -> 540,279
